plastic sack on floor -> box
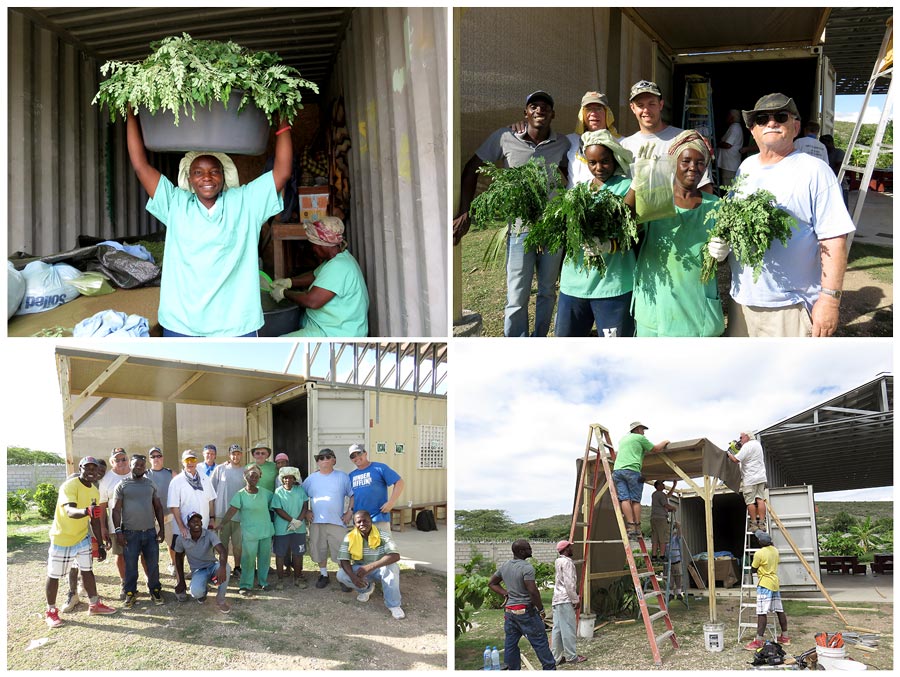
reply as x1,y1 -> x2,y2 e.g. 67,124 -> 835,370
15,261 -> 82,315
73,310 -> 150,337
87,246 -> 161,288
632,153 -> 676,224
8,261 -> 26,318
67,272 -> 116,296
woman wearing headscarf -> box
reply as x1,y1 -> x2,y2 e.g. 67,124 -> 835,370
556,129 -> 637,337
271,216 -> 369,336
630,129 -> 725,336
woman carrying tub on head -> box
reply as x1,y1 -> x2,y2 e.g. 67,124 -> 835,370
125,106 -> 293,337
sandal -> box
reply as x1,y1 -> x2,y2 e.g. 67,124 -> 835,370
571,656 -> 588,664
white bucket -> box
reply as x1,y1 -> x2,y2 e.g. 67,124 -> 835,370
817,645 -> 848,660
577,613 -> 596,638
703,622 -> 725,652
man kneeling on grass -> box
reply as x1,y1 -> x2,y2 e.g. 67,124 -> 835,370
44,456 -> 117,627
336,510 -> 405,619
173,512 -> 231,613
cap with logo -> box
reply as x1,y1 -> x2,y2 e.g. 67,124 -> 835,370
629,80 -> 662,100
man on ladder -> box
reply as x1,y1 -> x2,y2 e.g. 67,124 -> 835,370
727,431 -> 768,531
613,422 -> 669,539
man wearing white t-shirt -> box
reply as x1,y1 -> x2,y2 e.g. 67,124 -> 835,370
707,93 -> 855,337
620,80 -> 712,191
717,109 -> 744,186
792,121 -> 829,164
728,432 -> 768,531
98,447 -> 133,598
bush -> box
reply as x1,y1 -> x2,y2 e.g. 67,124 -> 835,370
829,511 -> 857,533
819,531 -> 863,558
7,492 -> 28,520
455,572 -> 492,637
32,483 -> 59,520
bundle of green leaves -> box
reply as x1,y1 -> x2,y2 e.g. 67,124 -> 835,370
525,182 -> 638,277
93,33 -> 319,126
701,174 -> 796,283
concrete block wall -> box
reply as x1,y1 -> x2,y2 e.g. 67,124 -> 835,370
455,541 -> 557,573
7,465 -> 68,492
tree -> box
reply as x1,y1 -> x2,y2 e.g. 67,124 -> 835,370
456,509 -> 520,539
849,517 -> 883,554
7,446 -> 65,465
829,510 -> 857,533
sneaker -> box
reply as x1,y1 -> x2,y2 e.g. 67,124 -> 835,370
62,592 -> 81,613
744,639 -> 764,651
260,585 -> 273,592
88,600 -> 117,615
151,588 -> 164,605
389,606 -> 406,620
294,576 -> 308,589
757,522 -> 767,532
45,607 -> 64,628
118,588 -> 127,601
776,635 -> 791,646
315,575 -> 329,589
196,595 -> 207,604
123,592 -> 137,609
340,583 -> 353,593
357,586 -> 374,603
216,601 -> 232,614
238,588 -> 252,596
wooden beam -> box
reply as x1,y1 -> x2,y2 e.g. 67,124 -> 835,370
166,370 -> 204,400
63,353 -> 128,418
704,475 -> 716,622
73,397 -> 109,431
659,454 -> 702,494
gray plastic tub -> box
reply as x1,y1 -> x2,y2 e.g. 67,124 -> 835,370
138,91 -> 270,155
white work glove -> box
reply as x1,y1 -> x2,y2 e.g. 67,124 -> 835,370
707,237 -> 731,262
270,286 -> 286,303
288,518 -> 304,532
272,278 -> 292,290
582,237 -> 612,258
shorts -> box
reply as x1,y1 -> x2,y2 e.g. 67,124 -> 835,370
756,586 -> 783,615
308,523 -> 348,563
742,482 -> 769,505
163,514 -> 175,546
650,517 -> 669,547
106,514 -> 124,556
273,532 -> 307,558
373,518 -> 393,533
47,537 -> 93,579
612,469 -> 643,503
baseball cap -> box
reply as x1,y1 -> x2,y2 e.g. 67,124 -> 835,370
755,530 -> 773,546
148,446 -> 161,454
349,443 -> 366,456
580,91 -> 609,108
525,90 -> 554,108
629,80 -> 662,100
79,456 -> 100,469
110,447 -> 127,459
229,444 -> 242,453
315,448 -> 336,460
556,539 -> 574,553
185,511 -> 203,524
629,421 -> 648,432
181,449 -> 199,461
742,93 -> 800,128
203,444 -> 217,452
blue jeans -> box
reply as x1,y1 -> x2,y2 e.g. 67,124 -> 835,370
505,231 -> 562,337
504,607 -> 556,670
612,468 -> 643,502
336,563 -> 402,609
555,291 -> 634,337
123,528 -> 161,595
191,562 -> 230,602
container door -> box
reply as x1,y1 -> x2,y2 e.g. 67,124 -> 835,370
819,54 -> 836,135
307,385 -> 368,474
769,485 -> 820,591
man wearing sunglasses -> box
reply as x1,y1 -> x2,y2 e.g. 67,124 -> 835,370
709,93 -> 854,337
98,447 -> 133,599
302,448 -> 354,589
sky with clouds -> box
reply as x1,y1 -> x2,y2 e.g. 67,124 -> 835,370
453,340 -> 893,523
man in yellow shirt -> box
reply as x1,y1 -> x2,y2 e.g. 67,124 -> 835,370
744,530 -> 790,650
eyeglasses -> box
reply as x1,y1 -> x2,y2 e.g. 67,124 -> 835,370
753,112 -> 793,126
114,457 -> 129,463
150,454 -> 163,459
349,453 -> 362,459
315,455 -> 334,461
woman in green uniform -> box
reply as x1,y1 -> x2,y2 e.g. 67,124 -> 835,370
217,464 -> 274,595
631,130 -> 725,336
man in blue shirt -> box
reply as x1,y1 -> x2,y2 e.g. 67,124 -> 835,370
348,443 -> 404,530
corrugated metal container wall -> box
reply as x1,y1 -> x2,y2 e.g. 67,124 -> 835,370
368,391 -> 447,504
333,8 -> 448,337
620,15 -> 676,136
7,9 -> 154,256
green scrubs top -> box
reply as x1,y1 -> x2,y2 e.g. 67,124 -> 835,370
559,175 -> 636,299
146,173 -> 282,337
284,251 -> 369,337
230,487 -> 274,540
633,193 -> 725,337
272,485 -> 309,536
257,461 -> 278,494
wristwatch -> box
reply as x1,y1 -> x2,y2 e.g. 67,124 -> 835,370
820,288 -> 842,301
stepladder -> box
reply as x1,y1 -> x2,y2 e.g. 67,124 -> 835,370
738,510 -> 777,644
571,424 -> 679,666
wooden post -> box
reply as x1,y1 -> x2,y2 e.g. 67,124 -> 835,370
704,474 -> 716,622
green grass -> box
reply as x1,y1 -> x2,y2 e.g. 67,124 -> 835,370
847,243 -> 892,284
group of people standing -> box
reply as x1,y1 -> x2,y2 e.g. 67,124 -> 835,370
43,441 -> 407,627
454,80 -> 855,337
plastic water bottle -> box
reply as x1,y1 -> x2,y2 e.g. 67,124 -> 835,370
491,646 -> 500,670
483,646 -> 491,670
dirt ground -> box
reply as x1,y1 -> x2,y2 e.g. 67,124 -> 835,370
835,267 -> 893,336
8,528 -> 447,670
458,595 -> 893,671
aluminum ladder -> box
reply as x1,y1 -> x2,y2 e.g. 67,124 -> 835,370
837,16 -> 894,234
737,510 -> 776,644
570,424 -> 679,667
681,74 -> 719,187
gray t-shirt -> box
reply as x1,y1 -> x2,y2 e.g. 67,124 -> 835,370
495,558 -> 536,606
621,124 -> 712,187
113,476 -> 159,531
650,489 -> 670,519
146,467 -> 173,516
174,528 -> 222,571
211,463 -> 246,523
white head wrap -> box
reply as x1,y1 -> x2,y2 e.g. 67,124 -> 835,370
177,152 -> 240,192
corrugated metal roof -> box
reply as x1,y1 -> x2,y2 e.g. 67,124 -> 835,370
822,7 -> 893,94
13,7 -> 352,94
756,374 -> 893,493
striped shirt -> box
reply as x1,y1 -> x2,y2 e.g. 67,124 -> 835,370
338,527 -> 398,565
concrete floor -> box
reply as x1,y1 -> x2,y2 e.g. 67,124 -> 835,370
712,570 -> 893,604
849,189 -> 893,247
392,519 -> 448,575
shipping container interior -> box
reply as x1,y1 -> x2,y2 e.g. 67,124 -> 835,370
676,492 -> 748,590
